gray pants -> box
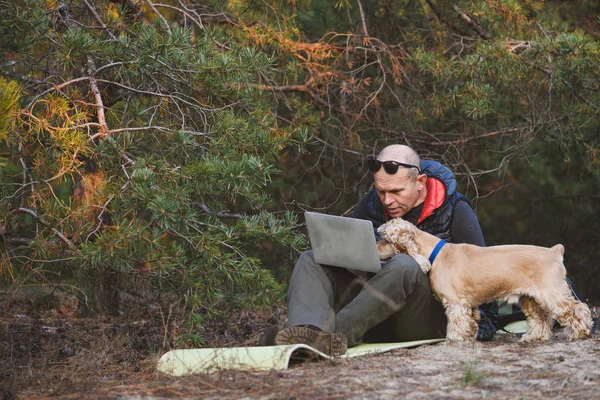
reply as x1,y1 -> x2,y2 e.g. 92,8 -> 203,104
286,250 -> 447,347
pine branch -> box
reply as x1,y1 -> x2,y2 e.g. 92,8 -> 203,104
26,77 -> 91,110
252,83 -> 309,93
255,82 -> 353,116
5,238 -> 32,245
430,127 -> 521,146
10,208 -> 75,248
87,59 -> 109,138
17,134 -> 30,189
153,2 -> 205,30
193,202 -> 242,218
312,136 -> 362,156
452,4 -> 493,40
95,79 -> 208,109
423,0 -> 472,38
145,0 -> 172,34
88,125 -> 206,140
82,0 -> 117,40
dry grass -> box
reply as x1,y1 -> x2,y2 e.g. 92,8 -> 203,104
0,289 -> 285,398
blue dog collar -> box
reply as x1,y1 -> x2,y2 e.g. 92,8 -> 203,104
428,240 -> 447,265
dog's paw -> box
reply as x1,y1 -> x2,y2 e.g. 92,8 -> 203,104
519,333 -> 550,342
446,333 -> 476,343
567,330 -> 591,340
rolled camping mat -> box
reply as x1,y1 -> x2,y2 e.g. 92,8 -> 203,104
157,321 -> 528,376
157,338 -> 445,376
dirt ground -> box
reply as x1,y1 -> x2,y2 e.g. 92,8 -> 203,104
101,334 -> 599,400
1,291 -> 598,400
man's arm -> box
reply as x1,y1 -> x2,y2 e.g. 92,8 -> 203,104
352,189 -> 384,239
449,200 -> 485,246
352,190 -> 371,220
450,200 -> 498,341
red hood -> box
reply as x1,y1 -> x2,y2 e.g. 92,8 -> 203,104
417,177 -> 446,224
383,177 -> 446,224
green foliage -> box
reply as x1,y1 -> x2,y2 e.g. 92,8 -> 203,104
247,0 -> 600,300
461,360 -> 485,385
0,78 -> 20,141
0,0 -> 308,334
2,0 -> 600,340
0,0 -> 52,54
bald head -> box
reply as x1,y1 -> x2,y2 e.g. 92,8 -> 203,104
377,145 -> 420,165
377,145 -> 421,180
372,145 -> 427,217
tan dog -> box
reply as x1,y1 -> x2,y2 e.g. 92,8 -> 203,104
377,218 -> 593,342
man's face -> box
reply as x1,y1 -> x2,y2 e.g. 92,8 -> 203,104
374,169 -> 425,218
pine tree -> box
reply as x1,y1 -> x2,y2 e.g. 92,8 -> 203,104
234,0 -> 600,300
3,0 -> 599,323
0,0 -> 308,335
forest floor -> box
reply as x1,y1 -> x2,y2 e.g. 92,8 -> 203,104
1,290 -> 598,400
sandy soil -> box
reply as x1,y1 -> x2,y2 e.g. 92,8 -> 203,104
10,329 -> 597,399
2,291 -> 598,400
86,331 -> 599,400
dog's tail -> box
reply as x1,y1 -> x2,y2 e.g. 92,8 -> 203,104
551,244 -> 566,275
550,244 -> 565,257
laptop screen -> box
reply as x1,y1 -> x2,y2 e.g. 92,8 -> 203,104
305,212 -> 382,273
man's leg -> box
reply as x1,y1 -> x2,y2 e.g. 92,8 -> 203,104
336,254 -> 446,347
285,249 -> 364,330
276,250 -> 362,355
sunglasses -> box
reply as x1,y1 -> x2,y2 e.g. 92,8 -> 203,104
367,157 -> 422,175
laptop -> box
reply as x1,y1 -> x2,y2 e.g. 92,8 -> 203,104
304,211 -> 382,273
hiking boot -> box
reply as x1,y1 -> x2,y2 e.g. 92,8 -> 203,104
274,326 -> 348,356
256,326 -> 278,346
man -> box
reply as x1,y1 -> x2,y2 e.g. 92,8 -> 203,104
269,145 -> 497,356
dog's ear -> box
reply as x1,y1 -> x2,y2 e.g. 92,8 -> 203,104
413,254 -> 432,274
379,219 -> 429,274
400,233 -> 428,270
381,222 -> 400,244
376,222 -> 389,240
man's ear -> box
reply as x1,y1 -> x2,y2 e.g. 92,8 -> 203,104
417,174 -> 427,191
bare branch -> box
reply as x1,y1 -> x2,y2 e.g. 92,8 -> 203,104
145,0 -> 172,34
88,73 -> 108,137
313,136 -> 362,156
95,61 -> 126,74
430,127 -> 522,146
252,83 -> 309,93
10,208 -> 75,248
193,202 -> 242,219
356,0 -> 370,37
452,4 -> 493,40
95,79 -> 210,110
89,125 -> 210,140
82,0 -> 117,40
153,2 -> 205,30
26,77 -> 91,110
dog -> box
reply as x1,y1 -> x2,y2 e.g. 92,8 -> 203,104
377,218 -> 593,342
